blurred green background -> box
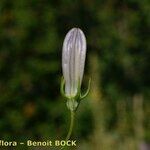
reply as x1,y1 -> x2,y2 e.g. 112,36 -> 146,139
0,0 -> 149,150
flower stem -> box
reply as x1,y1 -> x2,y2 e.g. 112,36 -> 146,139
60,110 -> 75,150
65,110 -> 75,141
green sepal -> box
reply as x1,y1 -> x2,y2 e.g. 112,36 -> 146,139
80,78 -> 91,99
60,76 -> 69,99
61,76 -> 91,111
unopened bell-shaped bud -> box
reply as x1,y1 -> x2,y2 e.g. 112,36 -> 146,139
62,28 -> 86,98
61,28 -> 91,111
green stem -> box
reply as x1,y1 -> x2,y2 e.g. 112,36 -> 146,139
65,110 -> 75,141
60,110 -> 75,150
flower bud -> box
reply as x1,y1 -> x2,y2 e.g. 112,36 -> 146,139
62,28 -> 86,98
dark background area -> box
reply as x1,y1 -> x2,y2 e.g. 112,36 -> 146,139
0,0 -> 149,149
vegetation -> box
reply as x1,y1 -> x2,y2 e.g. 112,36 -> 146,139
0,0 -> 149,149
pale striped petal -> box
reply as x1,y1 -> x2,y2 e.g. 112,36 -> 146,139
62,28 -> 86,97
